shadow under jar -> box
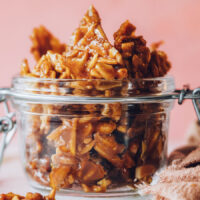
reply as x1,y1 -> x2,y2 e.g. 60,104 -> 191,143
11,76 -> 175,197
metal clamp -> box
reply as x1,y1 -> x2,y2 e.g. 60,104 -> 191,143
0,94 -> 16,165
192,88 -> 200,121
172,86 -> 200,121
175,85 -> 191,105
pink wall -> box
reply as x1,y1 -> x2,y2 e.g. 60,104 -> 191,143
0,0 -> 200,148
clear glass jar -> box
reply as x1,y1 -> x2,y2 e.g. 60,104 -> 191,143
10,76 -> 175,197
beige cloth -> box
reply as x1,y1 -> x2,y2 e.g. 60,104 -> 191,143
141,145 -> 200,200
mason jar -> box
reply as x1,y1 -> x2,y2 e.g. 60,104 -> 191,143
8,75 -> 200,199
0,76 -> 175,197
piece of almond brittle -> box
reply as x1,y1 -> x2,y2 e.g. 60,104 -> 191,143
65,6 -> 127,80
114,20 -> 171,78
30,26 -> 66,61
0,192 -> 56,200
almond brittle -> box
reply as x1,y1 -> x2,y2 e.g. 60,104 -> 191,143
64,6 -> 127,80
114,20 -> 171,78
19,5 -> 172,195
0,192 -> 55,200
30,26 -> 66,62
114,20 -> 151,79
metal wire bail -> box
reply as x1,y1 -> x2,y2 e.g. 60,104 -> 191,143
177,85 -> 190,105
192,88 -> 200,121
0,95 -> 16,165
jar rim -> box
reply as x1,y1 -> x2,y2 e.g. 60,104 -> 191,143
7,75 -> 176,103
12,75 -> 174,82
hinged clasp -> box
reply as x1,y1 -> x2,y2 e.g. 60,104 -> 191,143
0,90 -> 16,165
174,86 -> 200,121
176,85 -> 191,105
192,88 -> 200,121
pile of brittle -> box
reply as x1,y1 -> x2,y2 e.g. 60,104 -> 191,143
0,191 -> 55,200
20,5 -> 172,193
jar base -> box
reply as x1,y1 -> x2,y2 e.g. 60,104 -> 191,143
29,180 -> 149,198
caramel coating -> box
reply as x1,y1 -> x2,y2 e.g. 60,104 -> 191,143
22,6 -> 127,80
65,6 -> 126,79
114,20 -> 171,78
30,26 -> 66,61
0,192 -> 55,200
19,5 -> 171,194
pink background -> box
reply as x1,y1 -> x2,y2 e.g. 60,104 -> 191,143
0,0 -> 200,148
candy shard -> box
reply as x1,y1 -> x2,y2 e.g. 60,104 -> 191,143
30,26 -> 66,61
114,20 -> 171,78
65,6 -> 126,79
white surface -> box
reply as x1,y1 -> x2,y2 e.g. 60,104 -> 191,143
0,137 -> 152,200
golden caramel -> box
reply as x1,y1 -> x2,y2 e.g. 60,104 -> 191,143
65,6 -> 127,79
30,26 -> 66,61
0,192 -> 54,200
18,5 -> 172,195
22,6 -> 128,81
114,20 -> 171,78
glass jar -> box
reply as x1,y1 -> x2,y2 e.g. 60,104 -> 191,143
1,76 -> 176,197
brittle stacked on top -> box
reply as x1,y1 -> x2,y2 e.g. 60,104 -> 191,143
30,26 -> 66,62
20,5 -> 172,193
21,6 -> 127,80
65,6 -> 127,80
114,20 -> 171,79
